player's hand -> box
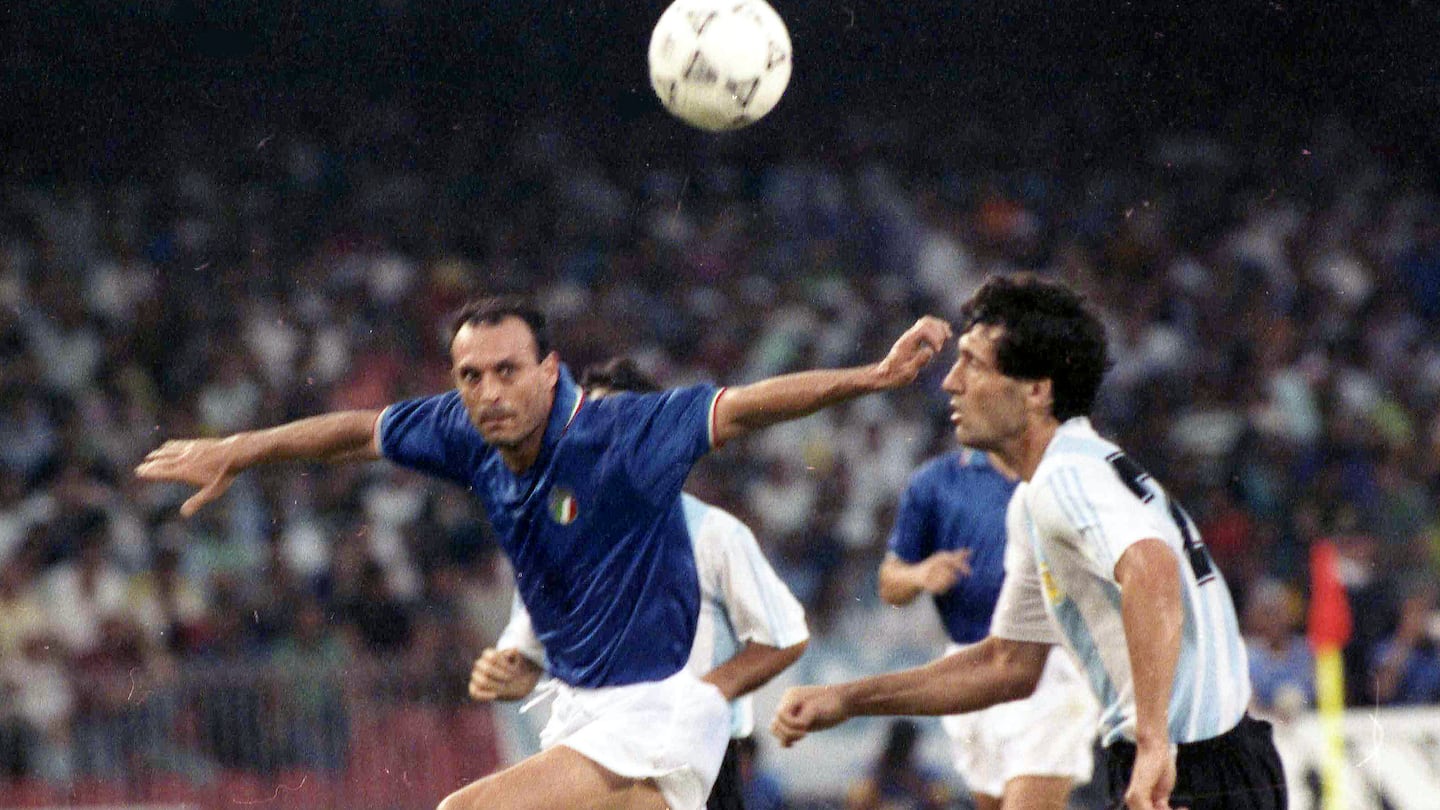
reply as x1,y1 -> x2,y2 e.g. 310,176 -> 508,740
770,685 -> 849,747
1124,740 -> 1182,810
468,648 -> 542,702
873,316 -> 953,390
135,438 -> 242,517
919,549 -> 972,594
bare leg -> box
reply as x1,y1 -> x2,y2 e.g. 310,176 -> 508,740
437,745 -> 670,810
973,792 -> 1003,810
999,775 -> 1074,810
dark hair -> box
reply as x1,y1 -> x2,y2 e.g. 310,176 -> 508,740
956,274 -> 1111,420
579,357 -> 661,394
449,296 -> 551,361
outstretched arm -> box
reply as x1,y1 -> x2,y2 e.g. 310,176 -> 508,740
135,409 -> 385,517
711,316 -> 951,446
770,635 -> 1049,747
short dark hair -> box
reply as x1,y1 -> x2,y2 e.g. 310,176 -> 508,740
449,296 -> 551,361
956,274 -> 1111,421
579,357 -> 661,394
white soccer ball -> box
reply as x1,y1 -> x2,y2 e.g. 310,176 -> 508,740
647,0 -> 793,132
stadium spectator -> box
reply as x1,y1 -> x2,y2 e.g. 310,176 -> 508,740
270,598 -> 352,772
0,66 -> 1437,803
1367,577 -> 1440,705
1242,579 -> 1315,720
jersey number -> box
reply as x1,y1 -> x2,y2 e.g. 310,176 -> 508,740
1107,453 -> 1216,584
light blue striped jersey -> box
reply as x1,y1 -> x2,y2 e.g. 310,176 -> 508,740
990,418 -> 1251,746
500,493 -> 809,738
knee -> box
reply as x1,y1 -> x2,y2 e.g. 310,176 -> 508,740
436,785 -> 476,810
437,778 -> 499,810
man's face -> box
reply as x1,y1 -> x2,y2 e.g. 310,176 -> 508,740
940,324 -> 1031,450
450,316 -> 559,450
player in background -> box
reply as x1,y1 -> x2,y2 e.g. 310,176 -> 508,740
772,276 -> 1285,810
880,445 -> 1096,810
469,357 -> 810,810
136,296 -> 949,810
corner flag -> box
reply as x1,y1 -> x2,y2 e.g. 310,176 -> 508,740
1307,541 -> 1351,810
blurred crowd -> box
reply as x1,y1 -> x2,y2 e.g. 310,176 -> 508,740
1,101 -> 1439,791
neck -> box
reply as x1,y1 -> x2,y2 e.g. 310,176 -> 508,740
994,417 -> 1061,482
498,428 -> 544,473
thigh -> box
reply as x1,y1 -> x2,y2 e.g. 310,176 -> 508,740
972,793 -> 1003,810
438,745 -> 669,810
705,740 -> 744,810
999,775 -> 1073,810
943,710 -> 1002,798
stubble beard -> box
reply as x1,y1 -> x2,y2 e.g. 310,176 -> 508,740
479,417 -> 545,453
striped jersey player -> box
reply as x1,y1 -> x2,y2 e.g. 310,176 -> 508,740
772,275 -> 1286,810
994,420 -> 1250,747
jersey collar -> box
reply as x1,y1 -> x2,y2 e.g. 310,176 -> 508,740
538,364 -> 585,461
1041,416 -> 1098,461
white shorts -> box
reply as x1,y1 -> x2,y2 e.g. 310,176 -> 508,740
941,644 -> 1098,798
538,668 -> 732,810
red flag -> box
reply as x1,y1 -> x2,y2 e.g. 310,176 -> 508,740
1307,541 -> 1353,650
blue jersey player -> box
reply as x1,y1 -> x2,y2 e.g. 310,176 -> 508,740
137,296 -> 951,810
880,449 -> 1096,810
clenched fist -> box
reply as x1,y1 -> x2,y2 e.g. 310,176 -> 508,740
770,684 -> 850,748
873,316 -> 953,390
468,648 -> 544,702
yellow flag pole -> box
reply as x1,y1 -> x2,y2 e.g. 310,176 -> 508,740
1314,646 -> 1346,810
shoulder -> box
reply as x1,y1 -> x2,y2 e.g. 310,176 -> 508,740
1024,451 -> 1119,531
1030,450 -> 1114,491
379,390 -> 474,441
683,493 -> 756,548
381,389 -> 466,423
578,385 -> 721,433
905,451 -> 963,492
1030,420 -> 1124,494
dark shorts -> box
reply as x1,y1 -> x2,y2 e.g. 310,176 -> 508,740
1105,715 -> 1287,810
707,737 -> 744,810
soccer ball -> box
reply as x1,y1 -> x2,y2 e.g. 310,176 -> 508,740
647,0 -> 792,132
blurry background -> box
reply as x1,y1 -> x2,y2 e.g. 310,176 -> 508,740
2,1 -> 1440,808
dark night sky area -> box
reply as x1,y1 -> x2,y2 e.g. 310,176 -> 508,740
3,0 -> 1438,179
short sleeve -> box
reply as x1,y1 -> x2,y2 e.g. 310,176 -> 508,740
496,592 -> 548,668
377,391 -> 482,486
700,508 -> 809,649
887,472 -> 936,563
1032,457 -> 1176,579
614,384 -> 723,500
989,490 -> 1062,644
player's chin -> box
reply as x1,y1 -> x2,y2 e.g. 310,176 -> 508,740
952,423 -> 991,448
477,427 -> 522,447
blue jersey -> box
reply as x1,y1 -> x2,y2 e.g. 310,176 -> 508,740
887,450 -> 1018,644
378,365 -> 722,688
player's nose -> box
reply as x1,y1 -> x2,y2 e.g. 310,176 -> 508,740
940,363 -> 964,394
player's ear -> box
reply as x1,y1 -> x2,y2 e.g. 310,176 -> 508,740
1026,378 -> 1054,417
541,351 -> 560,385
